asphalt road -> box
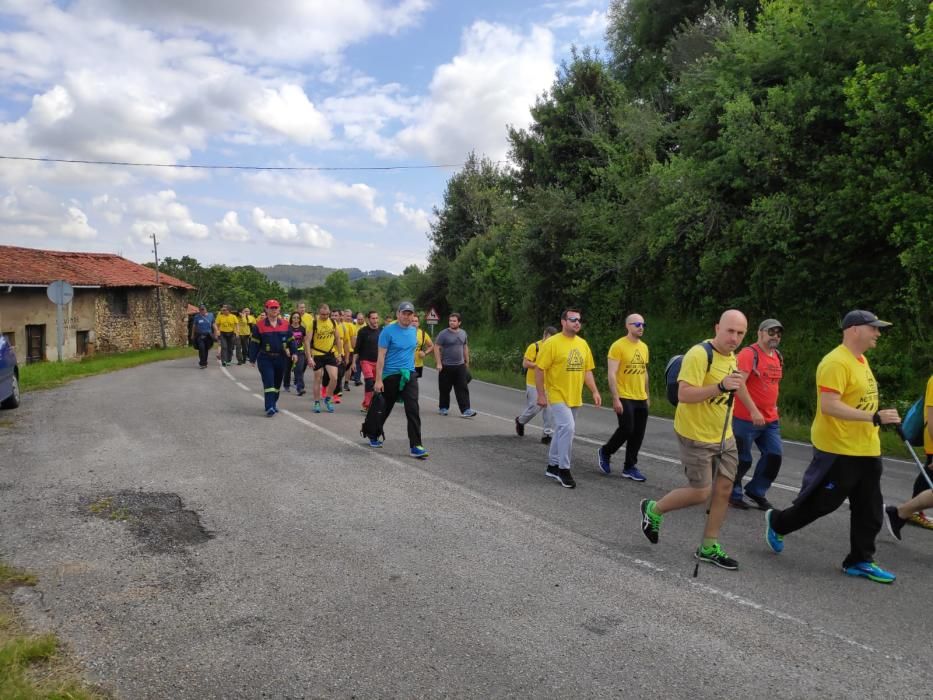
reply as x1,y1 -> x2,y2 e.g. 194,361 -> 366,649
0,359 -> 929,698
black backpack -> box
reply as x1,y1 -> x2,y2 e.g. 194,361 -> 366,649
664,341 -> 714,406
361,392 -> 387,440
750,344 -> 784,374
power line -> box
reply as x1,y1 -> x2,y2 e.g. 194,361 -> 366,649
0,154 -> 469,172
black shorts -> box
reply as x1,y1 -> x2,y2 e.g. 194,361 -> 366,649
312,352 -> 339,369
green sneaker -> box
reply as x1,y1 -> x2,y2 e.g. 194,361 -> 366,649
640,499 -> 662,544
695,542 -> 738,570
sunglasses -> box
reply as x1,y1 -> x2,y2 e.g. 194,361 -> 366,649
566,317 -> 581,323
767,328 -> 783,336
629,322 -> 646,328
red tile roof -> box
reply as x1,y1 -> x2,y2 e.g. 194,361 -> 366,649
0,245 -> 194,290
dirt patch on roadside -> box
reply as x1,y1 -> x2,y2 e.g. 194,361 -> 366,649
81,491 -> 214,553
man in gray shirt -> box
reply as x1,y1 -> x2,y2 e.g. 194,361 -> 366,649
433,312 -> 476,418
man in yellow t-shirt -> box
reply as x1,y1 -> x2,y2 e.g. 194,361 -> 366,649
515,326 -> 558,443
884,373 -> 933,538
297,302 -> 314,335
215,304 -> 240,367
535,309 -> 601,489
234,307 -> 256,365
639,309 -> 746,572
411,315 -> 434,379
305,303 -> 344,413
597,313 -> 650,481
766,310 -> 901,584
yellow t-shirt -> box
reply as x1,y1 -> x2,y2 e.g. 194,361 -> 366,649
414,329 -> 432,368
300,313 -> 315,333
308,318 -> 339,356
343,322 -> 357,353
811,345 -> 880,456
216,312 -> 239,334
523,341 -> 547,387
235,314 -> 255,335
674,341 -> 736,444
535,333 -> 595,407
924,374 -> 933,456
608,337 -> 649,400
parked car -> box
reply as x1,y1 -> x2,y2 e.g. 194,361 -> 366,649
0,332 -> 20,409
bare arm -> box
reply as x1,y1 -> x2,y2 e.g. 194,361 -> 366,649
535,367 -> 547,406
736,370 -> 765,425
584,370 -> 602,407
820,392 -> 899,424
463,343 -> 470,369
927,406 -> 933,442
678,371 -> 743,404
374,346 -> 387,392
433,340 -> 443,370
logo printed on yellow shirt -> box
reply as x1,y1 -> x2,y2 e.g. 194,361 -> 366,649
624,349 -> 647,375
856,373 -> 878,411
566,348 -> 585,372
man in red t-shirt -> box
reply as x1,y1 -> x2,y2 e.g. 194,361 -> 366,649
730,318 -> 784,510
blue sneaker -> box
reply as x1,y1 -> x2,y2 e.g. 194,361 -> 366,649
368,438 -> 383,448
461,409 -> 477,418
324,397 -> 335,413
596,447 -> 611,475
266,408 -> 275,417
410,445 -> 429,459
438,408 -> 448,416
621,465 -> 646,482
843,561 -> 895,584
313,401 -> 321,414
765,509 -> 784,553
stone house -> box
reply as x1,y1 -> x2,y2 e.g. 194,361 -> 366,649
0,245 -> 194,364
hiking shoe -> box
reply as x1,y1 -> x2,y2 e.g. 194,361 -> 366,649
555,469 -> 576,489
438,408 -> 449,416
843,561 -> 895,584
621,465 -> 646,482
746,493 -> 773,511
334,395 -> 342,404
313,401 -> 321,414
545,464 -> 560,482
360,407 -> 368,414
908,511 -> 933,529
884,505 -> 905,541
729,497 -> 751,510
596,447 -> 611,475
695,543 -> 739,570
368,438 -> 383,448
410,446 -> 429,459
541,434 -> 552,444
297,389 -> 306,396
265,408 -> 275,417
462,409 -> 477,418
344,382 -> 350,391
283,386 -> 291,393
325,397 -> 335,413
765,509 -> 784,553
514,417 -> 525,437
640,499 -> 661,544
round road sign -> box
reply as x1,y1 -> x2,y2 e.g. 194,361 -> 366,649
47,280 -> 75,305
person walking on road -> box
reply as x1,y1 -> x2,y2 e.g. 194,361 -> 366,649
354,310 -> 381,412
639,310 -> 747,571
535,309 -> 602,489
190,304 -> 217,369
514,326 -> 557,443
216,304 -> 239,367
434,313 -> 476,417
899,372 -> 933,530
367,301 -> 428,459
248,300 -> 296,417
412,314 -> 434,379
306,303 -> 344,414
729,319 -> 785,510
287,312 -> 308,396
764,310 -> 901,584
235,307 -> 255,365
597,314 -> 650,481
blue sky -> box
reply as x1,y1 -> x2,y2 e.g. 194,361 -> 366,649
0,0 -> 608,273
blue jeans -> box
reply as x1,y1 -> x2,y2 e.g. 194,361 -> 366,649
732,417 -> 783,500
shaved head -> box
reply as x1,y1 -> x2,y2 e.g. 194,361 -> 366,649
714,309 -> 748,353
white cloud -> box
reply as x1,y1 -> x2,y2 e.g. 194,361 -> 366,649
130,190 -> 209,241
396,22 -> 556,163
248,84 -> 331,144
246,171 -> 388,225
252,207 -> 334,248
547,9 -> 609,42
0,186 -> 97,240
393,201 -> 431,235
214,211 -> 250,241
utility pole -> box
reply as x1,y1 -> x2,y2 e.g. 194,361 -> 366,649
151,233 -> 167,349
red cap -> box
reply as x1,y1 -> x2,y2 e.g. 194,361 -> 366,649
265,299 -> 280,309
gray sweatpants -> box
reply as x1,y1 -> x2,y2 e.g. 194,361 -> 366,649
547,402 -> 577,470
517,385 -> 553,435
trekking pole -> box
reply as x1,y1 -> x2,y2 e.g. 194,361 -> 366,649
896,425 -> 933,491
693,390 -> 736,578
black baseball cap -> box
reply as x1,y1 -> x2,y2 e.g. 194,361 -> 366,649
842,309 -> 892,330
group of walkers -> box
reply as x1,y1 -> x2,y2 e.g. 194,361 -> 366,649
194,299 -> 932,584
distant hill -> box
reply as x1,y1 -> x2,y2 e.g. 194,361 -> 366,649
257,264 -> 395,289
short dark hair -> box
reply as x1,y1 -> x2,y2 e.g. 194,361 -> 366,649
544,326 -> 558,337
560,308 -> 581,321
367,310 -> 379,318
449,312 -> 462,322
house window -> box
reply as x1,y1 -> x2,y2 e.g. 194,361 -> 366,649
26,324 -> 45,363
109,290 -> 129,315
76,330 -> 90,356
1,331 -> 13,349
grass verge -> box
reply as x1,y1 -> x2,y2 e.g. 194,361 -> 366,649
0,563 -> 106,699
20,346 -> 196,392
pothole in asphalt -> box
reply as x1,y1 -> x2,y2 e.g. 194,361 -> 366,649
82,491 -> 214,553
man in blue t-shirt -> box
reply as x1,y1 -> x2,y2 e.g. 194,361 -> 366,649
189,304 -> 218,368
367,301 -> 427,458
